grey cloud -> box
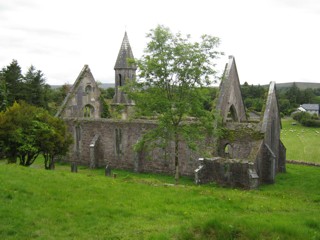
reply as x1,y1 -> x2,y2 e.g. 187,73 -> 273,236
6,25 -> 72,38
273,0 -> 320,15
0,0 -> 36,13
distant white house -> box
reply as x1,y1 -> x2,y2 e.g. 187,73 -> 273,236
298,104 -> 320,116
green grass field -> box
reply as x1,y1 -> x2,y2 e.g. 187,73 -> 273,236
1,160 -> 320,240
281,118 -> 320,163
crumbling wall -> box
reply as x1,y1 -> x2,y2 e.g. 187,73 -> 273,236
195,158 -> 259,189
64,118 -> 202,176
56,65 -> 101,119
261,82 -> 286,175
218,122 -> 264,159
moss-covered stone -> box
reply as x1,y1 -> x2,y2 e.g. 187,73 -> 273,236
222,126 -> 264,142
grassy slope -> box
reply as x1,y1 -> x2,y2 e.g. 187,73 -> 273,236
1,161 -> 320,240
281,118 -> 320,163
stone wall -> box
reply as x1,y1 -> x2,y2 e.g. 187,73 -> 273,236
56,65 -> 101,119
216,56 -> 247,122
261,82 -> 286,174
64,118 -> 203,176
195,158 -> 259,189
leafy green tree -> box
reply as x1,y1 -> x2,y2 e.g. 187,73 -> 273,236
35,111 -> 73,169
100,95 -> 111,118
285,82 -> 301,107
0,102 -> 40,164
301,88 -> 315,104
126,25 -> 223,183
100,87 -> 115,100
314,88 -> 320,96
47,84 -> 71,114
278,98 -> 291,115
241,82 -> 250,99
241,83 -> 267,112
106,87 -> 115,99
0,102 -> 72,167
201,87 -> 218,111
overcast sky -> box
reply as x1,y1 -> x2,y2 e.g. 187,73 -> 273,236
1,0 -> 320,86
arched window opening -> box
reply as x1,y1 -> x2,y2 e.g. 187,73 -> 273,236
85,85 -> 92,94
227,104 -> 238,122
224,143 -> 232,158
115,128 -> 122,156
119,74 -> 123,87
83,104 -> 95,118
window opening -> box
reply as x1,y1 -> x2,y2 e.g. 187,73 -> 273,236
115,128 -> 122,156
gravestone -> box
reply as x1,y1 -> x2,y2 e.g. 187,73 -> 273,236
105,165 -> 111,176
71,162 -> 78,173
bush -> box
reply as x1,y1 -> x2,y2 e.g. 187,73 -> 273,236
292,111 -> 320,127
302,119 -> 320,127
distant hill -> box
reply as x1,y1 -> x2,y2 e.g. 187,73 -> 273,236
275,82 -> 320,90
50,83 -> 114,89
100,83 -> 114,89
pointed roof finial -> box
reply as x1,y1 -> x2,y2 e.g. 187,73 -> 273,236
114,32 -> 136,69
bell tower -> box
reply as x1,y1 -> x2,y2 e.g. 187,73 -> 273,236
113,32 -> 136,105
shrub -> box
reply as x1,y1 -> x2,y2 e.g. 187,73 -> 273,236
292,111 -> 320,127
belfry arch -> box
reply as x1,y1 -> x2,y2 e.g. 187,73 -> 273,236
227,104 -> 239,122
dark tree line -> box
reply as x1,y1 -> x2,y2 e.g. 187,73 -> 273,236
278,82 -> 320,114
0,59 -> 113,116
0,59 -> 70,114
241,82 -> 320,116
241,82 -> 266,112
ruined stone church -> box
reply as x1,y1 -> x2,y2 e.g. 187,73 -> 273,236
56,32 -> 286,189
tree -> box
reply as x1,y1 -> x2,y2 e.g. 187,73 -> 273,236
285,82 -> 301,107
301,88 -> 315,104
0,60 -> 23,105
47,84 -> 71,114
0,102 -> 72,167
100,95 -> 111,118
278,98 -> 291,115
106,87 -> 115,99
0,75 -> 8,111
23,65 -> 47,108
35,111 -> 73,169
126,25 -> 223,183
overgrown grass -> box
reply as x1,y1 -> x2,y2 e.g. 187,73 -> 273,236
1,161 -> 319,239
281,118 -> 320,163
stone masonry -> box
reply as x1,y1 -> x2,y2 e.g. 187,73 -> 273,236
58,32 -> 286,189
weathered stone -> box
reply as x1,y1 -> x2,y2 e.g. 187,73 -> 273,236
217,56 -> 247,123
89,134 -> 100,169
112,32 -> 136,120
57,34 -> 286,189
105,165 -> 111,176
71,162 -> 78,173
55,65 -> 101,119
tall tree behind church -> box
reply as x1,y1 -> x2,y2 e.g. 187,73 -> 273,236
23,65 -> 48,109
0,61 -> 49,110
0,60 -> 23,106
